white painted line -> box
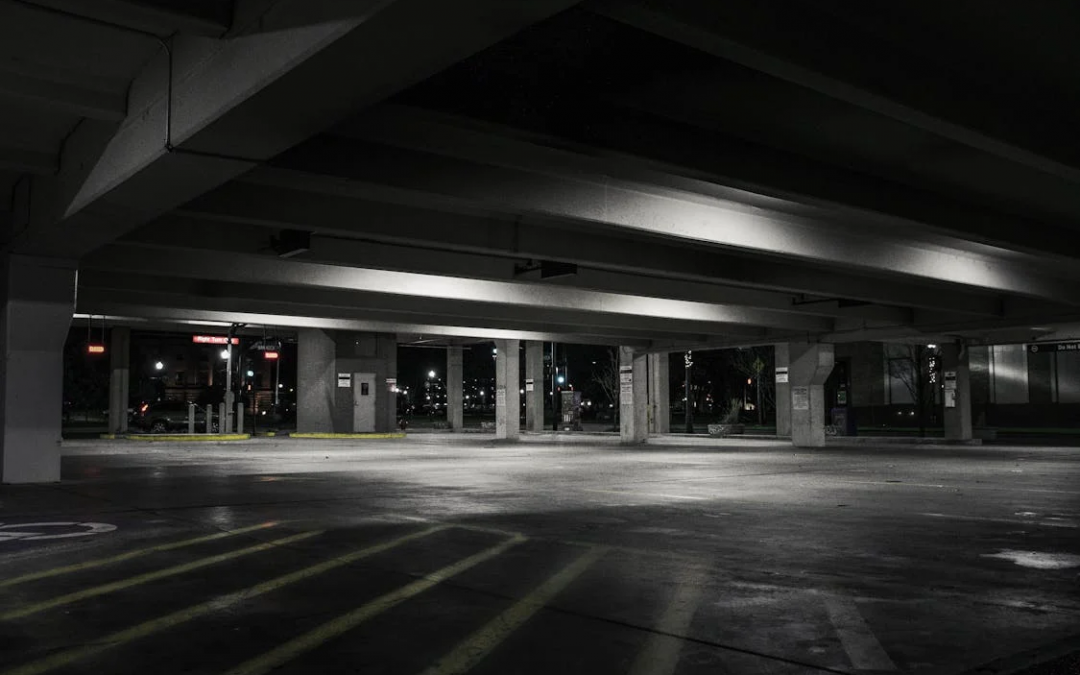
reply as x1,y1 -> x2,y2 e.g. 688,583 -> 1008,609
581,488 -> 710,501
823,597 -> 896,671
628,567 -> 710,675
920,513 -> 1078,529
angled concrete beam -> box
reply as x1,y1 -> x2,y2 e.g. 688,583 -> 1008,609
267,136 -> 1078,304
175,181 -> 1006,317
83,242 -> 833,332
14,0 -> 582,257
590,0 -> 1080,186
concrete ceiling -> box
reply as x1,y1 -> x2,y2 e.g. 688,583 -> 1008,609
4,0 -> 1080,349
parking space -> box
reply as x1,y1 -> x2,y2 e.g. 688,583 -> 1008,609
1,435 -> 1078,674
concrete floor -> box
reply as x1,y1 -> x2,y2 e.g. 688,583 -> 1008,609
1,435 -> 1078,675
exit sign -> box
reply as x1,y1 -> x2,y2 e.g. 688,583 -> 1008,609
264,351 -> 279,360
86,344 -> 106,355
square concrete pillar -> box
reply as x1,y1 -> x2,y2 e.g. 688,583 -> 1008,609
447,345 -> 464,431
941,341 -> 973,441
524,341 -> 545,432
775,343 -> 791,437
647,352 -> 670,434
0,255 -> 76,483
788,342 -> 835,448
494,339 -> 520,439
297,328 -> 335,433
109,326 -> 131,434
619,346 -> 648,444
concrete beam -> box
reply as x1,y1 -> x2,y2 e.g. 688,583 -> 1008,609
0,69 -> 126,121
174,180 -> 1006,317
82,244 -> 834,332
0,145 -> 56,175
591,0 -> 1080,186
13,0 -> 582,257
24,0 -> 231,37
77,270 -> 760,341
267,136 -> 1077,303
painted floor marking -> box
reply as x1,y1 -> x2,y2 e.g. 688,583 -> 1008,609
0,522 -> 116,542
1,530 -> 321,621
418,546 -> 609,675
0,522 -> 277,589
921,512 -> 1078,529
225,535 -> 527,675
0,525 -> 448,675
581,488 -> 710,501
627,566 -> 711,675
823,597 -> 896,671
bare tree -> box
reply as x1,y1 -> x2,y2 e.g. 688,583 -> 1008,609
887,344 -> 937,437
591,348 -> 620,421
732,347 -> 775,425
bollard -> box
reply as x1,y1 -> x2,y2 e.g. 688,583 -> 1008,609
219,402 -> 228,433
188,403 -> 196,434
206,405 -> 213,434
236,401 -> 244,434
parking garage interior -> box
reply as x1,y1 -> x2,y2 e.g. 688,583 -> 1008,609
2,1 -> 1080,673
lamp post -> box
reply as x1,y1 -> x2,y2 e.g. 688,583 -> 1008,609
684,350 -> 693,434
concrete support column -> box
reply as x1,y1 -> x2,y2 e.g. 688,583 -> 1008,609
647,353 -> 670,434
380,334 -> 397,434
108,326 -> 131,434
0,256 -> 76,483
775,344 -> 791,437
524,341 -> 545,432
494,339 -> 520,439
297,328 -> 335,433
447,345 -> 463,431
788,342 -> 835,448
619,346 -> 647,444
941,341 -> 973,441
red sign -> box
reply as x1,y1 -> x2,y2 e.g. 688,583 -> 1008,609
264,351 -> 280,360
86,344 -> 106,355
193,335 -> 239,345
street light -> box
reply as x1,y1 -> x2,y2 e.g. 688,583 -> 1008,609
428,370 -> 436,379
220,349 -> 230,360
556,375 -> 565,384
154,361 -> 164,371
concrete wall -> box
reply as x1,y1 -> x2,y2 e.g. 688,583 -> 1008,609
298,330 -> 396,433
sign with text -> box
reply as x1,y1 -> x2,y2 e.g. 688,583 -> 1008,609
775,366 -> 789,383
337,373 -> 352,388
943,371 -> 957,390
1028,342 -> 1080,353
619,365 -> 633,400
193,335 -> 239,345
263,351 -> 279,360
525,378 -> 534,392
86,344 -> 106,355
792,386 -> 810,410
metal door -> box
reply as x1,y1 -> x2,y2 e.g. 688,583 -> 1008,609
353,372 -> 377,432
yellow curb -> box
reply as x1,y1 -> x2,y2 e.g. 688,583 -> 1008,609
100,434 -> 251,442
289,432 -> 407,440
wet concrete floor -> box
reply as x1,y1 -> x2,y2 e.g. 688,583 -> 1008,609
1,434 -> 1078,674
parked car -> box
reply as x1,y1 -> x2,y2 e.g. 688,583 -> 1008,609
134,400 -> 219,434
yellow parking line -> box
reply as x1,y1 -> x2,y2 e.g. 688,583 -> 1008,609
627,566 -> 710,675
1,525 -> 448,675
225,535 -> 527,675
0,530 -> 321,621
0,522 -> 278,589
419,546 -> 609,675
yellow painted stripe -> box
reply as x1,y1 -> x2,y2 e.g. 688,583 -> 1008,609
100,434 -> 251,441
225,535 -> 526,675
0,526 -> 448,675
0,530 -> 320,621
0,522 -> 278,589
627,566 -> 710,675
419,546 -> 609,675
290,432 -> 406,439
